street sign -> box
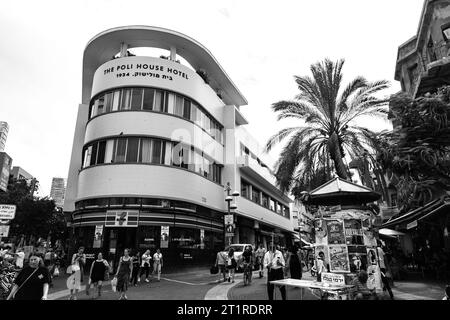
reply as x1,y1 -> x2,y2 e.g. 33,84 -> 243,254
226,224 -> 234,233
225,214 -> 234,225
0,225 -> 10,237
225,232 -> 234,237
0,204 -> 16,220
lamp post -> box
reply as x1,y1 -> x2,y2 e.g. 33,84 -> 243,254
224,182 -> 239,247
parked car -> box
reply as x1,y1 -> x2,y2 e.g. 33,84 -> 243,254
223,244 -> 254,272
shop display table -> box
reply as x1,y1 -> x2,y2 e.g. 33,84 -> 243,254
270,278 -> 355,300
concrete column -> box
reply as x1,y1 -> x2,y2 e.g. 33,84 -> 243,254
170,46 -> 177,61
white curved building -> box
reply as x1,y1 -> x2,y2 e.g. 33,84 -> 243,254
65,26 -> 293,268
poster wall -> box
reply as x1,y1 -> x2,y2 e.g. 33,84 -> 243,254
366,247 -> 378,266
344,219 -> 363,245
328,245 -> 350,273
363,229 -> 377,247
326,220 -> 346,244
314,245 -> 330,272
160,226 -> 169,248
314,219 -> 328,245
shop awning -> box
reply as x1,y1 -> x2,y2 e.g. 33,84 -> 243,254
379,228 -> 406,237
382,196 -> 450,229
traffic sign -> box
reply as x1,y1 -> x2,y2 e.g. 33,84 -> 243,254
225,214 -> 234,225
0,204 -> 16,220
225,232 -> 234,237
226,224 -> 234,233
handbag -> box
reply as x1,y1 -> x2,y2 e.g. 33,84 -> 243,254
210,265 -> 219,274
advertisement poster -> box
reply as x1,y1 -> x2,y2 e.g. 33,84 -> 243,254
367,264 -> 383,291
200,229 -> 205,249
160,225 -> 169,248
344,219 -> 363,245
93,225 -> 103,248
314,245 -> 330,272
314,219 -> 328,245
326,220 -> 346,244
328,245 -> 350,273
363,229 -> 377,247
366,247 -> 378,266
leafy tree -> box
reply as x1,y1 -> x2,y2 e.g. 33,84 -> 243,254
378,86 -> 450,212
0,178 -> 66,244
265,58 -> 389,193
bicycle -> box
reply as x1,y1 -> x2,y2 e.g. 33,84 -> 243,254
243,262 -> 252,286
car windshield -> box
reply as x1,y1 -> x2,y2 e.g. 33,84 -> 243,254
226,245 -> 244,252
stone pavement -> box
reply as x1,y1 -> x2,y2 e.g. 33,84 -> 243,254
47,268 -> 448,300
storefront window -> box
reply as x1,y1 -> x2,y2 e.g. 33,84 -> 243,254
137,226 -> 158,249
170,228 -> 201,249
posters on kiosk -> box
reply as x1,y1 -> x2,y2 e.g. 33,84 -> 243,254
326,220 -> 346,244
328,245 -> 350,272
314,219 -> 328,245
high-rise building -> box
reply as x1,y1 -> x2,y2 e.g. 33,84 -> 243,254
65,26 -> 293,267
0,152 -> 12,192
10,166 -> 34,182
0,122 -> 9,152
50,177 -> 66,208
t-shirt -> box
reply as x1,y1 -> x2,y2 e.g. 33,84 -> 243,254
153,253 -> 162,264
15,252 -> 25,268
141,253 -> 151,267
13,266 -> 50,300
242,250 -> 252,263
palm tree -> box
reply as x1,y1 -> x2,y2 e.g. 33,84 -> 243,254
265,58 -> 389,193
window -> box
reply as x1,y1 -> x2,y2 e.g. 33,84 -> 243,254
97,96 -> 105,115
190,103 -> 198,122
83,146 -> 92,168
120,89 -> 132,110
142,88 -> 154,110
241,180 -> 250,199
139,139 -> 152,163
90,142 -> 98,166
114,138 -> 127,162
252,187 -> 260,204
104,92 -> 114,113
262,193 -> 269,208
269,199 -> 275,211
154,90 -> 164,112
276,202 -> 281,214
126,138 -> 139,162
112,91 -> 120,111
194,152 -> 203,175
203,157 -> 211,179
97,141 -> 106,164
130,88 -> 143,110
183,99 -> 191,119
152,140 -> 163,164
174,95 -> 184,116
284,206 -> 290,218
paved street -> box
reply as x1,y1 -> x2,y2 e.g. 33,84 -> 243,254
46,268 -> 448,300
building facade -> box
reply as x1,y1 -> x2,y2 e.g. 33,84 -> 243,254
0,152 -> 12,192
0,122 -> 8,152
10,166 -> 34,182
50,177 -> 66,208
64,26 -> 294,269
394,0 -> 450,98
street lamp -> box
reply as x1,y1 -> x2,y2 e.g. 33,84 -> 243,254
224,182 -> 239,247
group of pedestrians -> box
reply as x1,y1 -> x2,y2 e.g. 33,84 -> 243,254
66,247 -> 163,300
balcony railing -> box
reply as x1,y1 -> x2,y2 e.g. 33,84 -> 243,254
420,40 -> 450,72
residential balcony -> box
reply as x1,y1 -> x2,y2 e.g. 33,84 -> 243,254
237,154 -> 279,192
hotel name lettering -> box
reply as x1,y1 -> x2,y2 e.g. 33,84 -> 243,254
103,63 -> 189,81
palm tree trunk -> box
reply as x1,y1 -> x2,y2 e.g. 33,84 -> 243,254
328,132 -> 349,179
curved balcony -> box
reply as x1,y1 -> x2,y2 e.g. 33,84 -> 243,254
85,111 -> 223,164
77,164 -> 225,211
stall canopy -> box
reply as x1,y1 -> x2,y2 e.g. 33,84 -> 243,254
379,228 -> 405,237
303,177 -> 381,206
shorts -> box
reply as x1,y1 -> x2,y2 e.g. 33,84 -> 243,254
218,264 -> 226,273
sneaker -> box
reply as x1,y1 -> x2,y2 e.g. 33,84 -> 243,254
124,295 -> 128,300
145,279 -> 149,283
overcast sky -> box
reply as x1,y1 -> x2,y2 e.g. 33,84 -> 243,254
0,0 -> 424,197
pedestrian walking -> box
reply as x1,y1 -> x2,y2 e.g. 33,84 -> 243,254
264,244 -> 286,300
377,241 -> 394,300
152,248 -> 163,281
67,247 -> 86,300
226,248 -> 237,283
286,246 -> 302,280
130,250 -> 141,286
255,244 -> 266,278
87,252 -> 109,299
6,255 -> 50,300
139,249 -> 152,283
443,285 -> 450,300
114,248 -> 133,300
215,249 -> 227,283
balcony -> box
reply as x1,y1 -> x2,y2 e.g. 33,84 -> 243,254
415,40 -> 450,97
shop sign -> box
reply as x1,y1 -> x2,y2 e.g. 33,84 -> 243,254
321,272 -> 345,286
407,220 -> 418,230
0,204 -> 16,220
105,210 -> 139,227
0,225 -> 10,237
